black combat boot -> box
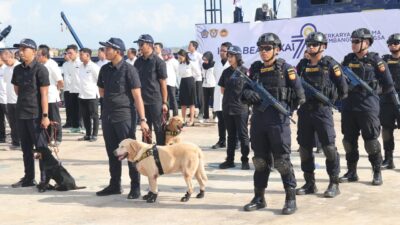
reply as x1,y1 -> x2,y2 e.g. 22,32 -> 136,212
96,181 -> 122,196
382,150 -> 395,169
324,176 -> 340,198
296,172 -> 317,195
243,188 -> 266,211
282,187 -> 297,215
372,165 -> 383,186
339,162 -> 359,183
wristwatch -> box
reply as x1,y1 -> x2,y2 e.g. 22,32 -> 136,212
42,113 -> 48,118
140,118 -> 147,123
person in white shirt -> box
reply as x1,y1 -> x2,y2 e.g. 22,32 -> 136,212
126,48 -> 137,65
233,0 -> 243,23
0,50 -> 20,149
96,47 -> 109,68
188,40 -> 204,120
0,57 -> 7,143
211,42 -> 232,149
62,52 -> 72,128
78,48 -> 100,141
37,45 -> 64,144
64,44 -> 82,133
177,49 -> 201,126
154,42 -> 163,59
201,51 -> 216,123
162,48 -> 179,117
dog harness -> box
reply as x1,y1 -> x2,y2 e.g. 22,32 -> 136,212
134,145 -> 164,175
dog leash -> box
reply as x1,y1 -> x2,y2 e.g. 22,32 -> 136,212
44,121 -> 61,161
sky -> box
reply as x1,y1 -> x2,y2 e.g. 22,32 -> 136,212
0,0 -> 291,49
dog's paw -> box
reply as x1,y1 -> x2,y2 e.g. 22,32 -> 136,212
181,192 -> 191,202
196,190 -> 205,199
36,183 -> 47,193
145,191 -> 158,203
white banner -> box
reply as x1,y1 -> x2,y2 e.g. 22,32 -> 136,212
196,9 -> 400,68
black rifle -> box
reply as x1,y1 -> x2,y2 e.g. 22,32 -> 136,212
235,69 -> 296,124
342,66 -> 375,95
301,78 -> 338,110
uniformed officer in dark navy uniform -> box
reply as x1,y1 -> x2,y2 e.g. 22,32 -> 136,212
295,32 -> 348,198
10,39 -> 50,188
217,45 -> 250,170
380,33 -> 400,169
96,38 -> 149,198
134,34 -> 168,145
242,33 -> 305,215
340,28 -> 394,185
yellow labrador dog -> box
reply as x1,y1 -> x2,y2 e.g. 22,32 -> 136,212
165,116 -> 184,145
114,139 -> 207,203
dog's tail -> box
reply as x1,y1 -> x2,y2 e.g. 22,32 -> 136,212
197,151 -> 208,182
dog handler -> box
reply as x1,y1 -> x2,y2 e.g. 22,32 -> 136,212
96,38 -> 149,199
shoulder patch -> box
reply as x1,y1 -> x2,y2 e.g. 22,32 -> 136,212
333,65 -> 342,77
287,68 -> 296,80
377,61 -> 386,72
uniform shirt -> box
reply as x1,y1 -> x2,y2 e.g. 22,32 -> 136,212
297,56 -> 348,104
62,61 -> 71,92
126,57 -> 136,66
96,59 -> 109,68
0,64 -> 7,104
213,60 -> 230,111
382,54 -> 400,91
165,58 -> 179,87
178,61 -> 201,79
202,66 -> 217,88
188,51 -> 203,81
97,60 -> 141,123
11,60 -> 50,119
218,66 -> 249,115
134,53 -> 167,105
79,61 -> 100,99
44,59 -> 63,103
342,52 -> 394,113
64,58 -> 82,93
248,59 -> 304,125
4,60 -> 20,104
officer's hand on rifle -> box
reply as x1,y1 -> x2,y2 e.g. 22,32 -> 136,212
242,89 -> 261,104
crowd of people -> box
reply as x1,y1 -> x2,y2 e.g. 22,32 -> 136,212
1,27 -> 400,215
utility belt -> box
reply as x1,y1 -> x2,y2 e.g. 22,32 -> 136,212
302,100 -> 329,111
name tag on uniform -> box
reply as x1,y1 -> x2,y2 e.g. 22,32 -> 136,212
388,60 -> 399,64
348,63 -> 360,68
305,67 -> 320,72
260,66 -> 274,73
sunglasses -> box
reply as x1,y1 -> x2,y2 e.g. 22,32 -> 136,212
351,39 -> 362,44
258,45 -> 273,52
388,41 -> 400,46
306,43 -> 320,48
137,41 -> 145,47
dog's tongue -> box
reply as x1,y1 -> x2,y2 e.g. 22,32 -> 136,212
118,154 -> 127,161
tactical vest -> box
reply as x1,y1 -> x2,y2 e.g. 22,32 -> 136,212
300,56 -> 338,102
343,52 -> 381,94
251,59 -> 293,104
383,54 -> 400,91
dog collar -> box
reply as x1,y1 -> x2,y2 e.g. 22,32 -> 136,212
165,130 -> 181,136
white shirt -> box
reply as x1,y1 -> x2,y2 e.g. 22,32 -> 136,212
4,60 -> 19,104
0,65 -> 7,104
188,51 -> 203,81
62,61 -> 71,91
64,58 -> 82,93
202,66 -> 217,88
126,57 -> 136,66
178,62 -> 201,80
96,59 -> 109,68
165,58 -> 179,87
213,60 -> 230,111
78,61 -> 100,99
234,0 -> 242,8
44,59 -> 63,103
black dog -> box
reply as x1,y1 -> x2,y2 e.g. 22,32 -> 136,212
34,147 -> 85,192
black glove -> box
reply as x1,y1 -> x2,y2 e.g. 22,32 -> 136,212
242,89 -> 261,104
298,97 -> 306,106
